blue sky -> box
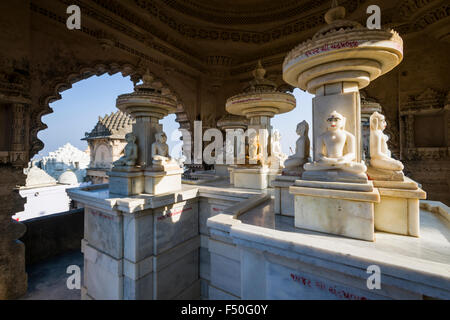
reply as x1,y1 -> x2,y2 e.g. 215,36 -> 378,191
38,73 -> 313,159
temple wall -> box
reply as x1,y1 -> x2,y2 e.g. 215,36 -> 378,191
19,208 -> 84,265
365,32 -> 450,205
207,210 -> 450,300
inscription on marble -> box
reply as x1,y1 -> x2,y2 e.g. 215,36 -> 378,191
290,272 -> 368,300
157,206 -> 192,221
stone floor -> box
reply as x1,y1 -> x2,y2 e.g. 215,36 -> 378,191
239,199 -> 450,265
20,250 -> 83,300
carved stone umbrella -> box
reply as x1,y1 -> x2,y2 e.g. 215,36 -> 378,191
283,2 -> 403,170
284,2 -> 405,241
225,61 -> 296,189
109,70 -> 179,196
215,113 -> 248,177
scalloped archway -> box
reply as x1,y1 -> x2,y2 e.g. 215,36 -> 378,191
30,62 -> 190,159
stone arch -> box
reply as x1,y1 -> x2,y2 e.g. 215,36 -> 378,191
92,141 -> 113,169
30,61 -> 190,158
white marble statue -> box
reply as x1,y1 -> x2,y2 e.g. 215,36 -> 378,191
248,133 -> 261,164
268,130 -> 287,169
152,131 -> 177,167
367,112 -> 404,181
113,133 -> 138,166
369,112 -> 403,171
303,111 -> 366,180
283,121 -> 310,174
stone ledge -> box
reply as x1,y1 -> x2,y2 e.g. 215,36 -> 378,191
289,185 -> 380,202
420,200 -> 450,222
295,179 -> 374,192
378,187 -> 426,199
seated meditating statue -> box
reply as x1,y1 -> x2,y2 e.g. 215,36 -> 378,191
268,130 -> 287,169
247,133 -> 261,165
283,120 -> 310,175
303,111 -> 367,181
113,133 -> 138,166
152,131 -> 178,168
368,112 -> 404,180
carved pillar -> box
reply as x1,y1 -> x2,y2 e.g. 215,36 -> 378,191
406,114 -> 415,151
360,94 -> 382,163
10,103 -> 28,167
0,0 -> 31,299
0,166 -> 28,299
0,103 -> 29,299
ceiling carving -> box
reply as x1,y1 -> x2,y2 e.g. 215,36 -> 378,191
157,0 -> 328,25
134,0 -> 363,43
31,0 -> 449,77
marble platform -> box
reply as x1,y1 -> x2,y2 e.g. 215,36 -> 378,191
290,180 -> 380,241
373,177 -> 426,237
107,167 -> 144,196
271,175 -> 297,216
68,184 -> 200,300
66,179 -> 449,300
144,167 -> 183,195
232,166 -> 270,190
208,198 -> 450,300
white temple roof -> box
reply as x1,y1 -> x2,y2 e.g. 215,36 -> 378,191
58,170 -> 79,185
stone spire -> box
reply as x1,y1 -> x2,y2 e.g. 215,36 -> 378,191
245,60 -> 277,92
324,0 -> 346,24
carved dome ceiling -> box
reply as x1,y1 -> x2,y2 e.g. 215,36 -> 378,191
159,0 -> 331,25
28,0 -> 450,78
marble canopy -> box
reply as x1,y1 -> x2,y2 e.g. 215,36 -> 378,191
0,0 -> 449,299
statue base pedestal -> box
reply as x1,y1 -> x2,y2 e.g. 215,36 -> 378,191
144,167 -> 183,195
367,166 -> 404,181
372,177 -> 426,237
302,169 -> 368,184
67,184 -> 200,300
215,164 -> 230,177
271,175 -> 298,216
268,168 -> 283,187
282,168 -> 304,177
108,166 -> 144,196
290,180 -> 380,241
232,166 -> 270,190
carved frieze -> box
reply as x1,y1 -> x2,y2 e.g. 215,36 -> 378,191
400,88 -> 449,160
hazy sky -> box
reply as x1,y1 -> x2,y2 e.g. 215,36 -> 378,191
37,73 -> 313,159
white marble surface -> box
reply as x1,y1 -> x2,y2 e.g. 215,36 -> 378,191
375,196 -> 420,237
233,167 -> 269,190
200,247 -> 211,281
209,197 -> 450,299
155,249 -> 199,299
14,183 -> 74,221
210,252 -> 241,298
153,199 -> 199,255
123,209 -> 154,263
208,285 -> 239,300
84,206 -> 124,259
265,261 -> 387,300
84,256 -> 123,300
144,169 -> 182,195
174,280 -> 201,300
108,169 -> 144,196
123,272 -> 153,300
294,194 -> 375,241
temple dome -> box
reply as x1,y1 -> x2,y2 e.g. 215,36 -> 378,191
24,165 -> 57,188
58,170 -> 79,185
